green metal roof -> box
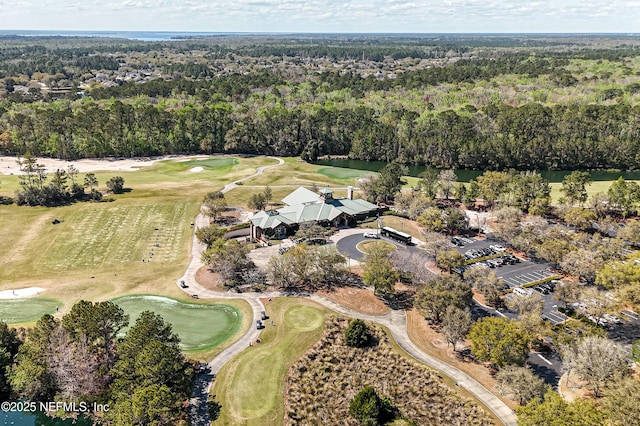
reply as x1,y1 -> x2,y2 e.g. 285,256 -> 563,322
281,187 -> 318,206
252,187 -> 379,230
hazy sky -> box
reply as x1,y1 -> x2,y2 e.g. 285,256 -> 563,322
3,0 -> 640,33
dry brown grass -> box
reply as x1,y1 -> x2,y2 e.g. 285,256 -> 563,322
195,265 -> 228,292
317,286 -> 390,315
405,309 -> 518,411
284,318 -> 495,425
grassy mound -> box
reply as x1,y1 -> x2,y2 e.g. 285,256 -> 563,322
112,295 -> 241,351
285,318 -> 493,426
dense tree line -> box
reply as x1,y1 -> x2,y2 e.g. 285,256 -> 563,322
3,96 -> 640,170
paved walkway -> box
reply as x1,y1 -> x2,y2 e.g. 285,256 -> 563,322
181,157 -> 517,426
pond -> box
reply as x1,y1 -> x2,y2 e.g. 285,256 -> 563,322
1,409 -> 92,425
313,158 -> 640,183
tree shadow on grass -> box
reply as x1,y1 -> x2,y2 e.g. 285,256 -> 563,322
207,395 -> 222,421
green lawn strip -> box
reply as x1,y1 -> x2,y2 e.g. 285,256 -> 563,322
0,298 -> 61,324
0,198 -> 198,283
316,166 -> 372,181
111,295 -> 243,352
212,298 -> 329,425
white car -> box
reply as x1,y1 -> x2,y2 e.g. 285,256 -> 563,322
490,244 -> 506,252
363,232 -> 380,239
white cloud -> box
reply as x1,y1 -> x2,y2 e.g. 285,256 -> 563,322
3,0 -> 640,32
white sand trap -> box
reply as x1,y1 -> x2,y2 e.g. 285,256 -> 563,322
0,155 -> 210,176
189,166 -> 204,173
0,287 -> 45,299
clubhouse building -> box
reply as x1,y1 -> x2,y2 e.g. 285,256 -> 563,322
249,186 -> 379,240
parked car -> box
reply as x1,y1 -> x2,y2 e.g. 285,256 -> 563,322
490,244 -> 506,252
514,287 -> 533,296
279,246 -> 291,254
308,238 -> 327,245
256,320 -> 265,329
363,232 -> 380,239
603,313 -> 622,324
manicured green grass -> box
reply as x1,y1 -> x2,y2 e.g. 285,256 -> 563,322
0,298 -> 61,324
240,157 -> 366,188
316,166 -> 371,181
111,295 -> 242,352
0,156 -> 278,309
181,158 -> 238,169
548,180 -> 640,204
212,298 -> 329,425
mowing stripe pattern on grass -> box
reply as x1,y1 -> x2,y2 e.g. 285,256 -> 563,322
37,202 -> 190,270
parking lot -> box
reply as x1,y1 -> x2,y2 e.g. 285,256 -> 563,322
452,238 -> 556,288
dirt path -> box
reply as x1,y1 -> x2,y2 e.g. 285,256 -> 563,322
180,157 -> 517,426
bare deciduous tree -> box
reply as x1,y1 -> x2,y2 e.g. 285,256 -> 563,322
419,231 -> 450,259
464,268 -> 505,308
440,306 -> 472,351
492,206 -> 522,241
495,365 -> 548,405
390,250 -> 433,285
561,336 -> 630,397
505,291 -> 543,316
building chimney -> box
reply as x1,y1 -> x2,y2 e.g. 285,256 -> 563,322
347,186 -> 354,200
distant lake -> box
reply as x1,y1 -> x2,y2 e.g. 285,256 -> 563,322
1,409 -> 92,425
313,158 -> 640,183
0,30 -> 249,41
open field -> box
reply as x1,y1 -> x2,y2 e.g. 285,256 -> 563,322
239,157 -> 367,188
548,180 -> 634,204
111,295 -> 242,352
0,156 -> 277,310
0,298 -> 61,324
211,298 -> 330,425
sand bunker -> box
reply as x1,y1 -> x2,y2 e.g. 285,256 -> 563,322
189,166 -> 204,173
0,155 -> 207,176
0,287 -> 45,299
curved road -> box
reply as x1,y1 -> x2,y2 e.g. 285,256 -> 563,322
181,157 -> 517,426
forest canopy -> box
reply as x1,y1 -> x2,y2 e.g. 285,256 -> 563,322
1,34 -> 640,171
